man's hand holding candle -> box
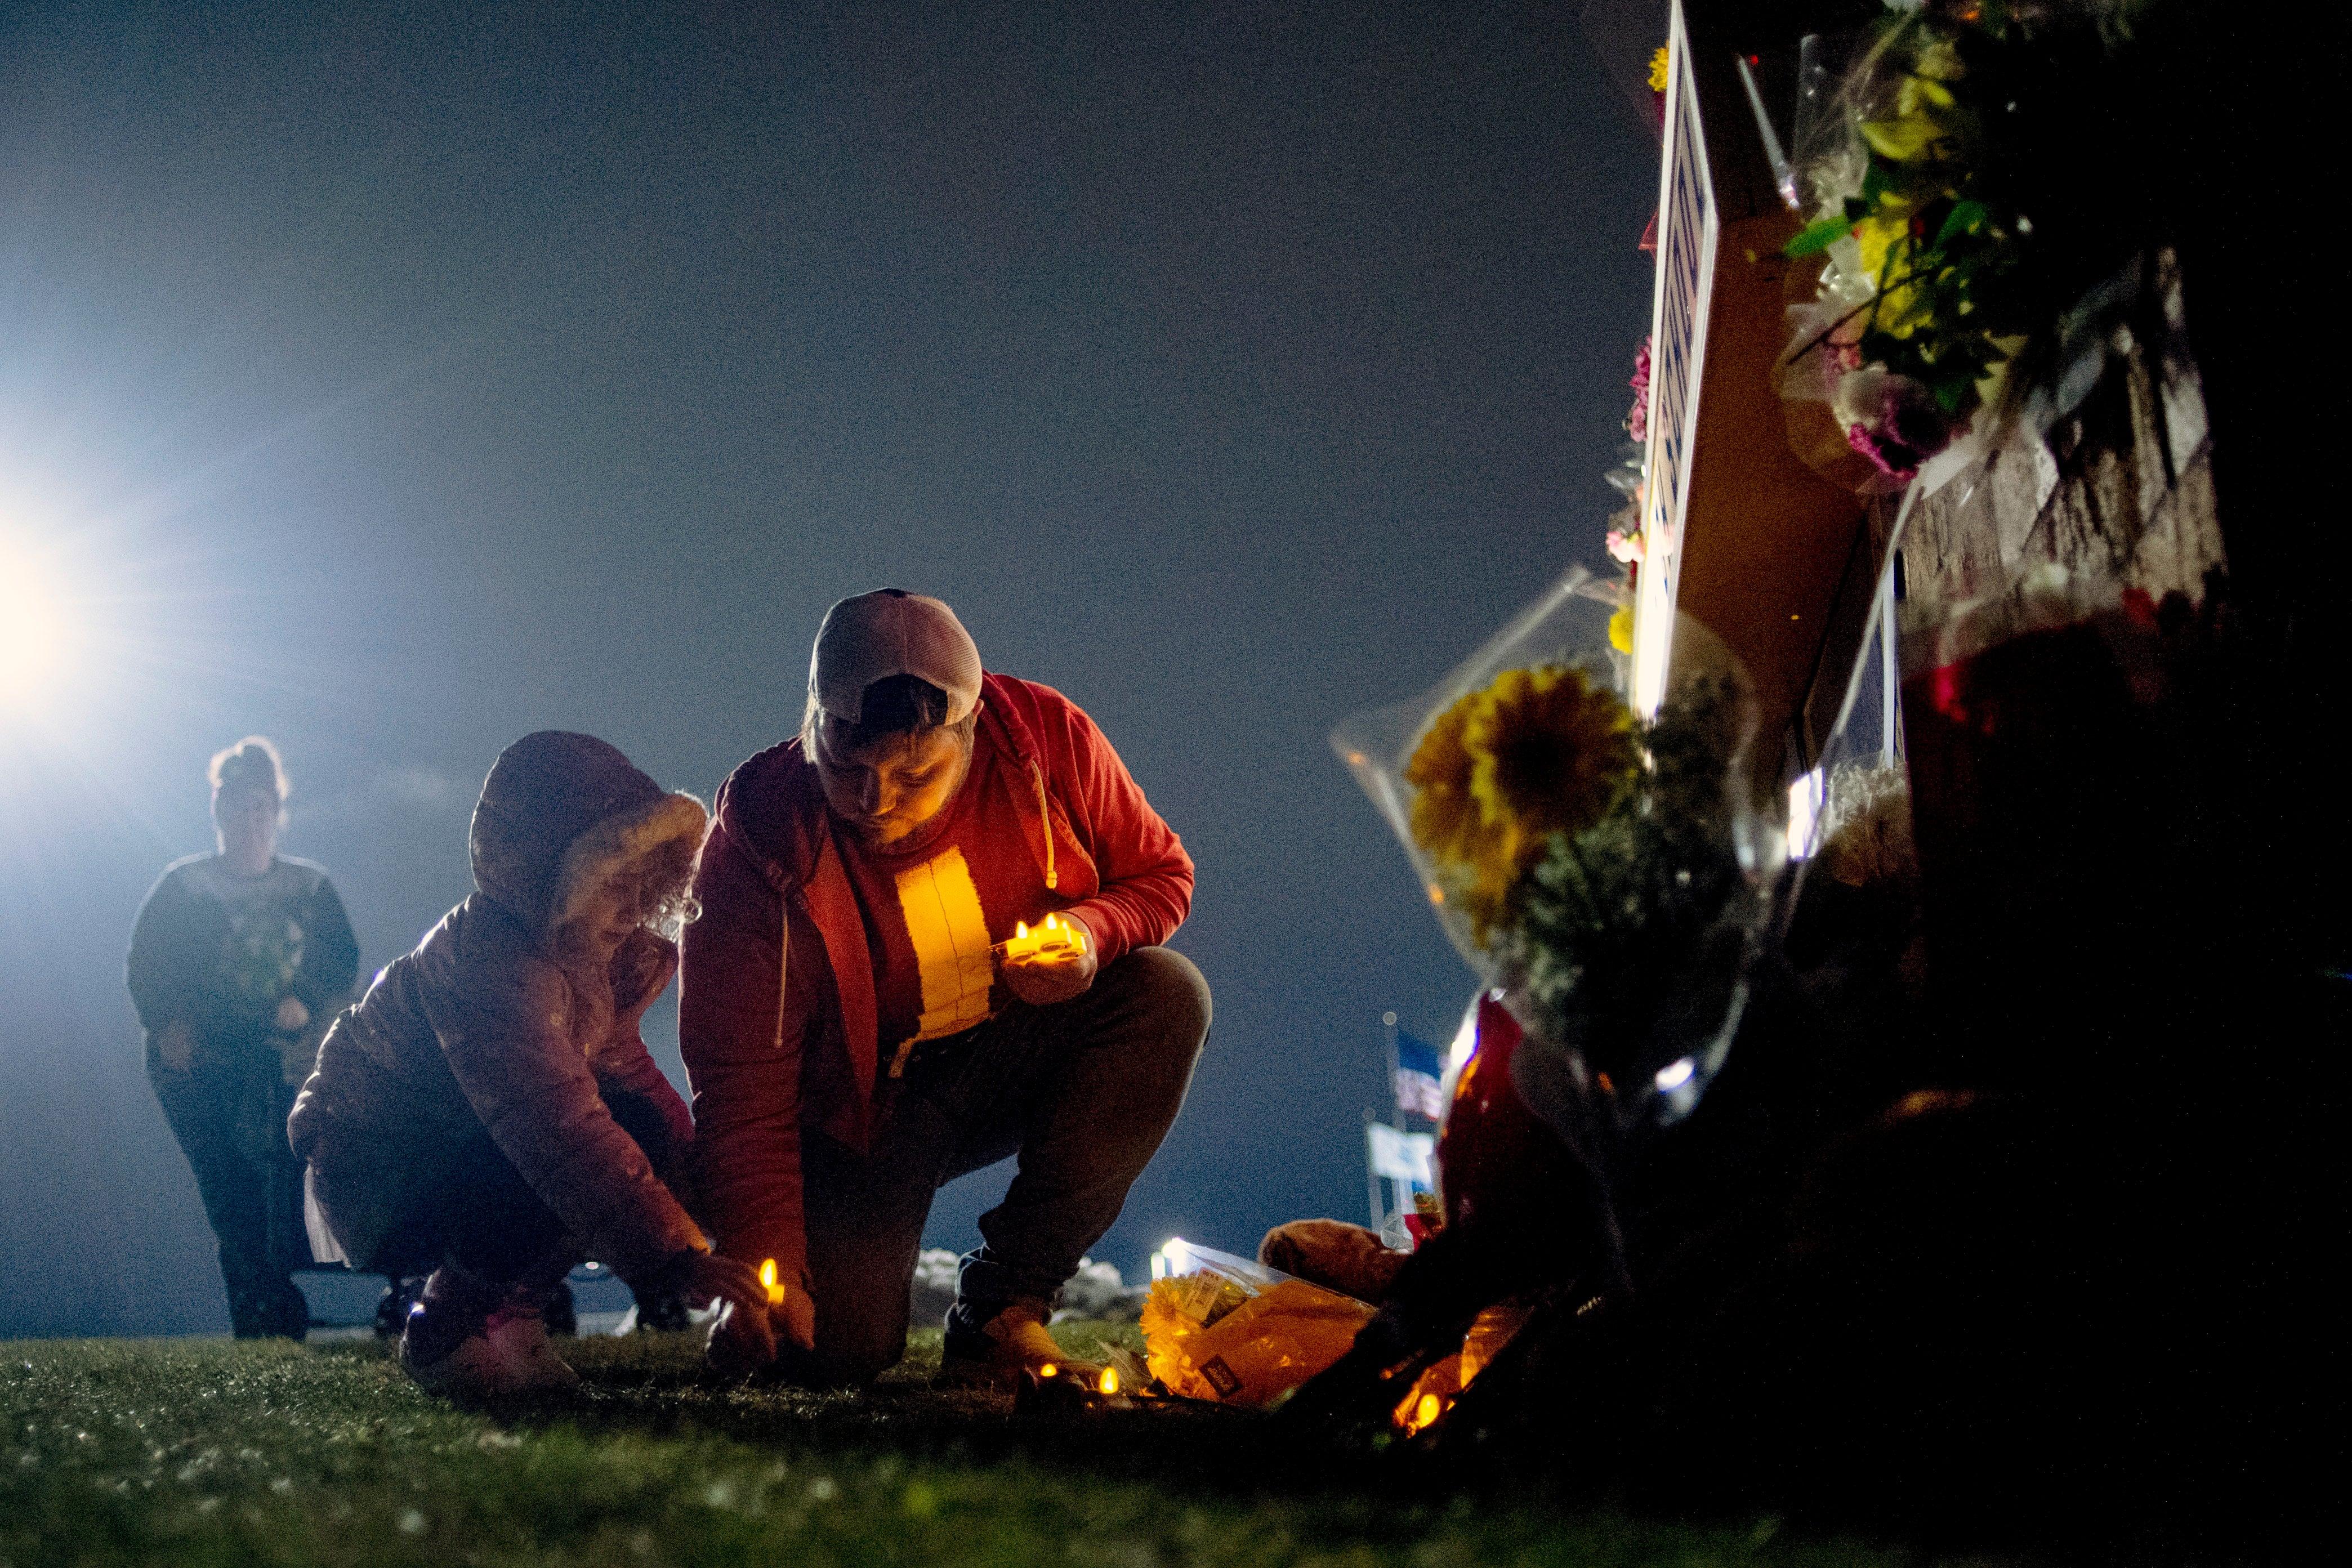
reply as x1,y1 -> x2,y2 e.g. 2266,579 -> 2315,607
998,910 -> 1097,1006
760,1257 -> 818,1354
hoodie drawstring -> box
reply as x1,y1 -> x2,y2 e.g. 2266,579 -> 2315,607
775,884 -> 790,1052
1032,764 -> 1057,891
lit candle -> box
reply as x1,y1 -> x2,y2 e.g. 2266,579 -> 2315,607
1001,912 -> 1087,963
759,1258 -> 785,1307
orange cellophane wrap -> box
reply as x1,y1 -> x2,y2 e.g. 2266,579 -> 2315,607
1141,1276 -> 1376,1407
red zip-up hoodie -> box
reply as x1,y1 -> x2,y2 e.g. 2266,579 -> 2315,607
679,673 -> 1194,1286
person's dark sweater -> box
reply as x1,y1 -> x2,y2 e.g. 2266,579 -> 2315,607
127,854 -> 358,1070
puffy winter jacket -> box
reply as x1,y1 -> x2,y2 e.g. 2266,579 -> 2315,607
289,732 -> 709,1287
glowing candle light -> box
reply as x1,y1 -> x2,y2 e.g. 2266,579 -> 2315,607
1099,1368 -> 1119,1396
1001,912 -> 1087,963
759,1258 -> 784,1307
1038,1363 -> 1058,1379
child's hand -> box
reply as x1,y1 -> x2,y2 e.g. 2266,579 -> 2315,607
706,1293 -> 779,1378
661,1252 -> 778,1375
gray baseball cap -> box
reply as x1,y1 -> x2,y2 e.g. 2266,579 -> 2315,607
809,589 -> 983,725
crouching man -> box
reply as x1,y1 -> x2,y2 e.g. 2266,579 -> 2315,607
682,590 -> 1210,1387
289,731 -> 780,1400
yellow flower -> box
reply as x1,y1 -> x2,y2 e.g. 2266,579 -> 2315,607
1466,665 -> 1638,860
1608,603 -> 1635,654
1405,689 -> 1485,877
1140,1279 -> 1199,1394
1406,665 -> 1640,943
1860,70 -> 1973,167
1853,203 -> 1922,335
1648,45 -> 1670,93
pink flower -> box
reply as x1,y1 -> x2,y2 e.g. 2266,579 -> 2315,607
1626,337 -> 1653,441
1606,529 -> 1644,565
1835,369 -> 1956,483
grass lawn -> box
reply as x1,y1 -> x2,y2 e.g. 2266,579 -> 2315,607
5,1326 -> 1971,1568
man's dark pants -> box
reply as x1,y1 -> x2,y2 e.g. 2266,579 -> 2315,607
786,945 -> 1211,1386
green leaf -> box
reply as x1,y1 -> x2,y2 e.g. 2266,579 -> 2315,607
1931,369 -> 1979,413
1934,199 -> 1991,247
1784,214 -> 1856,258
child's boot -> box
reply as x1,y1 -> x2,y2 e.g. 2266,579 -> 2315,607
399,1263 -> 576,1401
481,1281 -> 580,1391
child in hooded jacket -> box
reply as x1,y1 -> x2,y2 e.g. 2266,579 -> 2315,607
290,731 -> 788,1398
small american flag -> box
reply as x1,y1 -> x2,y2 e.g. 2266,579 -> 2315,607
1394,1030 -> 1447,1120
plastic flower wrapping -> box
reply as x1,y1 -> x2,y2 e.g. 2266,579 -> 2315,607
1139,1240 -> 1373,1408
1777,1 -> 2164,493
1334,567 -> 1783,1164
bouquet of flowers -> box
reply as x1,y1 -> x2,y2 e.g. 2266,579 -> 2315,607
1335,569 -> 1778,1150
1779,1 -> 2160,486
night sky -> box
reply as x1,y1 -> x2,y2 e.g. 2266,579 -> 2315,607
1,0 -> 1660,1337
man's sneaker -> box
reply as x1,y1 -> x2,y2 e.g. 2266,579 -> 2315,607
398,1269 -> 577,1402
938,1296 -> 1102,1391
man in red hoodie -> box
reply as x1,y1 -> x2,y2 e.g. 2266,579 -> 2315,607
680,590 -> 1209,1386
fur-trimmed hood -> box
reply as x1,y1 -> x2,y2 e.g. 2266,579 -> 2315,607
468,731 -> 706,936
548,791 -> 708,933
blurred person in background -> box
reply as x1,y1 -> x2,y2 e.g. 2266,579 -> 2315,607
127,737 -> 359,1339
289,731 -> 779,1401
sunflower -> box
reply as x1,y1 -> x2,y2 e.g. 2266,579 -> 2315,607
1467,665 -> 1639,856
1404,687 -> 1485,877
1406,665 -> 1641,943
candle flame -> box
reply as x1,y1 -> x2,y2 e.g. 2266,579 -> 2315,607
1099,1368 -> 1118,1395
1015,920 -> 1029,939
1038,1362 -> 1057,1379
759,1258 -> 784,1306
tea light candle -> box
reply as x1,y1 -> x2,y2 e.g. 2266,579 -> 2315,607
1001,912 -> 1087,963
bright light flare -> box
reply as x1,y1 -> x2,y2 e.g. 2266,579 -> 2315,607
0,564 -> 77,708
